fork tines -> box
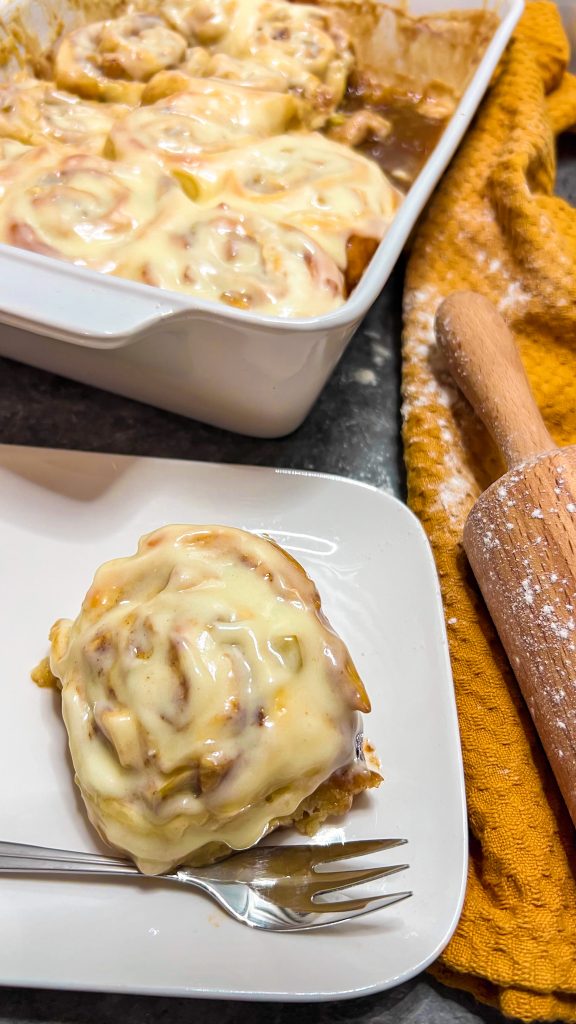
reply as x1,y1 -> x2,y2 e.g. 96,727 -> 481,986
309,838 -> 407,865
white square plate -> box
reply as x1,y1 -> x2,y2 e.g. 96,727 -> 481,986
0,445 -> 467,1001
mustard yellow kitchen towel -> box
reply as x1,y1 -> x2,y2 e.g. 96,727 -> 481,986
401,3 -> 576,1020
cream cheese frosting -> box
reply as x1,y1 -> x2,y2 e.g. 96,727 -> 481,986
0,149 -> 196,270
48,526 -> 372,874
185,132 -> 401,267
116,206 -> 346,315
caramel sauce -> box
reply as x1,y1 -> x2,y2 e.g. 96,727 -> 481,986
342,86 -> 446,192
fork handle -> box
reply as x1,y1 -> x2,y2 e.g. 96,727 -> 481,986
0,840 -> 143,877
0,840 -> 246,924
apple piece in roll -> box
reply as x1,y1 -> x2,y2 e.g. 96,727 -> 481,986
185,133 -> 401,275
54,14 -> 188,103
0,79 -> 131,156
117,206 -> 346,316
44,525 -> 381,874
0,150 -> 195,271
0,138 -> 34,164
107,82 -> 300,174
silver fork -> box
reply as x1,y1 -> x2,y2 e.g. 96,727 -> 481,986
0,838 -> 410,931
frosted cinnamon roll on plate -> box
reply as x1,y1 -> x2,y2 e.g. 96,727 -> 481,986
39,525 -> 380,874
54,14 -> 188,104
0,79 -> 131,156
117,206 -> 345,316
0,149 -> 194,271
108,81 -> 300,173
189,133 -> 401,271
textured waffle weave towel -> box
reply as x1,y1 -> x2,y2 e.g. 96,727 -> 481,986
401,3 -> 576,1020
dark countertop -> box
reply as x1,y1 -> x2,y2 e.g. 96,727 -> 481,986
0,134 -> 574,1024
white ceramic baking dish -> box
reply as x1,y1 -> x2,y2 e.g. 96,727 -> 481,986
0,0 -> 523,437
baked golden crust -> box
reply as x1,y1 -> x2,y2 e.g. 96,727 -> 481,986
107,81 -> 301,166
287,763 -> 382,836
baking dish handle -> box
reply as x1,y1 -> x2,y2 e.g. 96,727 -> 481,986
0,247 -> 193,348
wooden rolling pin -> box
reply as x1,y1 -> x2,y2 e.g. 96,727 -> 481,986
435,291 -> 576,827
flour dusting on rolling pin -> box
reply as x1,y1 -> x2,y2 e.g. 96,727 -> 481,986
435,291 -> 576,827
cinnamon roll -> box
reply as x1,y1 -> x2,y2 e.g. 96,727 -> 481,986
188,133 -> 401,269
142,47 -> 298,103
158,0 -> 236,44
0,141 -> 64,203
221,0 -> 354,115
0,79 -> 131,155
250,2 -> 352,99
43,525 -> 380,874
107,81 -> 300,175
54,14 -> 188,103
0,151 -> 194,271
117,206 -> 346,315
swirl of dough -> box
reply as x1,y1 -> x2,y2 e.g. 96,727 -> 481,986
117,206 -> 345,316
220,0 -> 354,115
130,0 -> 236,44
0,79 -> 131,155
0,140 -> 58,203
252,3 -> 348,80
108,81 -> 299,177
54,14 -> 188,103
48,525 -> 373,873
0,150 -> 194,270
142,47 -> 297,103
160,0 -> 236,43
187,133 -> 402,269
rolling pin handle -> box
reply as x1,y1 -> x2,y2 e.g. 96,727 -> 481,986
435,292 -> 555,468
